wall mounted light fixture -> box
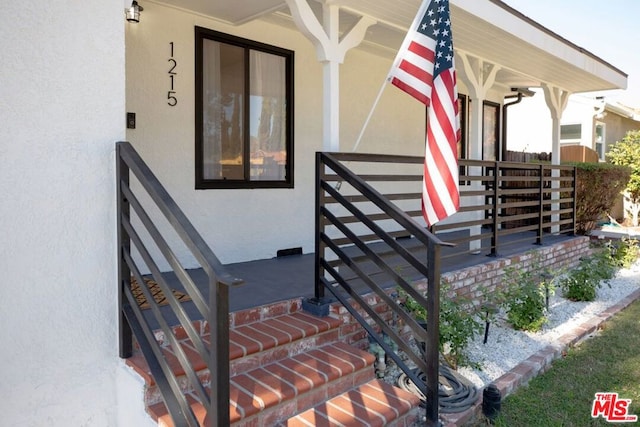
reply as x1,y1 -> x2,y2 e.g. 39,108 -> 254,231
125,1 -> 144,23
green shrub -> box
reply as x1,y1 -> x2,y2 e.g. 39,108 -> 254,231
559,253 -> 612,301
607,130 -> 640,226
560,239 -> 638,301
610,237 -> 640,268
502,266 -> 548,332
571,162 -> 631,234
399,281 -> 482,369
438,283 -> 483,368
500,251 -> 557,332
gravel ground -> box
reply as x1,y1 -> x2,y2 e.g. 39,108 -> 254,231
457,260 -> 640,388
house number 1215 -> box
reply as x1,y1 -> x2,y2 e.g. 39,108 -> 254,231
168,42 -> 177,106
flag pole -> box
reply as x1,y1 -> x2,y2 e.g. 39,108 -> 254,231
351,79 -> 387,153
352,0 -> 429,154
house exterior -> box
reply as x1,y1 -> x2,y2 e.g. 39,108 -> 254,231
0,0 -> 627,426
508,92 -> 640,161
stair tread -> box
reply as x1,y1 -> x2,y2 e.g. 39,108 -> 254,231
127,312 -> 342,386
282,379 -> 421,427
230,312 -> 340,358
150,341 -> 376,425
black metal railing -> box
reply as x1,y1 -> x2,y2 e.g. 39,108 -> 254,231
315,152 -> 453,426
314,152 -> 576,426
435,160 -> 576,257
117,141 -> 242,427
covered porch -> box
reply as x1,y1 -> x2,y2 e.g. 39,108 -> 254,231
119,0 -> 627,425
117,142 -> 582,426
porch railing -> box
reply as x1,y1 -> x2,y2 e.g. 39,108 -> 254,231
435,159 -> 577,257
117,141 -> 242,427
315,152 -> 452,426
314,152 -> 576,426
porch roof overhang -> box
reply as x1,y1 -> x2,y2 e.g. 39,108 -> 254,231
159,0 -> 627,94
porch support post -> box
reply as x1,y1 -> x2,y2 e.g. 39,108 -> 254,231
285,0 -> 376,151
542,84 -> 570,166
458,53 -> 500,253
543,84 -> 570,234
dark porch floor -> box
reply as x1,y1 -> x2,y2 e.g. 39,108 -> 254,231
143,230 -> 575,328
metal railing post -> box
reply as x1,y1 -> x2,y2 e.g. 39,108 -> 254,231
490,162 -> 499,256
209,278 -> 230,427
425,239 -> 441,426
117,143 -> 133,359
537,164 -> 544,245
572,166 -> 577,235
315,152 -> 325,300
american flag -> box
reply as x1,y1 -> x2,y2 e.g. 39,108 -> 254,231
388,0 -> 460,226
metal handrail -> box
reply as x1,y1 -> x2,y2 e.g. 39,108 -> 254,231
316,152 -> 448,426
117,141 -> 242,427
315,152 -> 576,426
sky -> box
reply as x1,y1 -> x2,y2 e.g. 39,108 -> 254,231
502,0 -> 640,107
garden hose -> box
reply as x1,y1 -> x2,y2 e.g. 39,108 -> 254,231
396,364 -> 479,413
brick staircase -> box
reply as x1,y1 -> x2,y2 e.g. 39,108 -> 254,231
126,306 -> 421,426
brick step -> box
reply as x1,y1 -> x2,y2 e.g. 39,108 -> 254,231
229,311 -> 342,377
126,312 -> 342,407
282,379 -> 421,427
151,341 -> 377,426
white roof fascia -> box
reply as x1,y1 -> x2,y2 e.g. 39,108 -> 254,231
451,0 -> 627,91
605,102 -> 640,122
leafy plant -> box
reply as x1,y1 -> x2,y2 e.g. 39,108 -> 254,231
399,281 -> 482,369
571,162 -> 630,234
607,130 -> 640,226
610,237 -> 640,268
559,251 -> 613,302
501,254 -> 551,332
438,283 -> 483,368
559,261 -> 599,302
503,273 -> 547,332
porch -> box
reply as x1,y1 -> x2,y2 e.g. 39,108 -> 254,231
152,229 -> 575,318
117,142 -> 581,426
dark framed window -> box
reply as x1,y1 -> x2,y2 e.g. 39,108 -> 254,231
195,27 -> 294,189
482,101 -> 500,161
457,94 -> 468,184
457,94 -> 468,160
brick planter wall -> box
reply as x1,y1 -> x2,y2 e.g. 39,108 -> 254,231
328,236 -> 591,351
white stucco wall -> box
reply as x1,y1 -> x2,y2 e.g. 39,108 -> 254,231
0,1 -> 151,425
125,1 -> 435,265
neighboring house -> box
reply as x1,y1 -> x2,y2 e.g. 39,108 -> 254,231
0,0 -> 628,426
508,93 -> 640,161
593,102 -> 640,159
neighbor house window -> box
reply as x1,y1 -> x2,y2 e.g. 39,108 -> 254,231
560,123 -> 582,143
595,122 -> 606,160
195,27 -> 294,189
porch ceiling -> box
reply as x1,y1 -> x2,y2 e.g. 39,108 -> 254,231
159,0 -> 627,94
